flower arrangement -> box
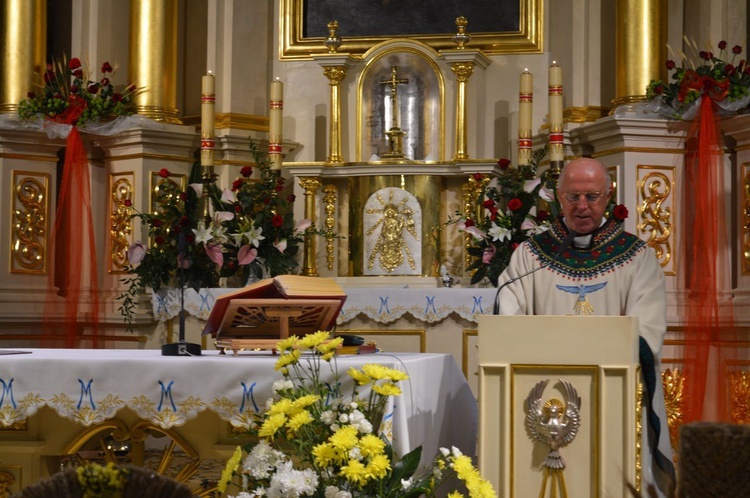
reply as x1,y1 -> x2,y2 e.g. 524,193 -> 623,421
118,141 -> 312,329
646,40 -> 750,119
76,462 -> 127,498
218,331 -> 496,498
17,56 -> 139,126
453,148 -> 554,287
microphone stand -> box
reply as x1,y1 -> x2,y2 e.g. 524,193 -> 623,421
493,230 -> 578,315
162,234 -> 202,356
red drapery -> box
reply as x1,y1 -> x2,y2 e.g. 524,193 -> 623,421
683,94 -> 738,422
43,125 -> 100,347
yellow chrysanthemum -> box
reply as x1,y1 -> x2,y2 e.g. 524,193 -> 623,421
276,336 -> 298,352
317,336 -> 343,356
286,410 -> 314,432
365,453 -> 391,480
217,445 -> 242,493
347,367 -> 372,386
312,442 -> 338,467
362,363 -> 409,382
257,412 -> 287,439
292,394 -> 320,410
321,351 -> 335,362
452,454 -> 475,479
447,492 -> 465,498
274,349 -> 301,371
267,397 -> 294,416
298,330 -> 331,350
372,381 -> 402,397
340,458 -> 368,486
357,433 -> 386,458
329,425 -> 359,450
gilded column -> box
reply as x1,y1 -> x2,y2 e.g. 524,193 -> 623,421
128,0 -> 181,124
322,66 -> 348,164
299,177 -> 322,277
0,0 -> 45,114
613,0 -> 667,107
450,62 -> 475,161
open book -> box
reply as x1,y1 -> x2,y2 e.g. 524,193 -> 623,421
202,275 -> 347,341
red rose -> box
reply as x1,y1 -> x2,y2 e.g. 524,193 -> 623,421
72,68 -> 83,78
665,60 -> 675,70
287,194 -> 296,202
126,83 -> 136,93
275,185 -> 284,192
155,235 -> 165,245
101,61 -> 113,73
152,218 -> 163,227
179,192 -> 187,201
497,158 -> 511,170
511,242 -> 520,251
87,82 -> 99,94
733,45 -> 743,55
473,173 -> 484,181
100,77 -> 110,87
234,205 -> 242,213
271,214 -> 284,227
612,204 -> 629,221
27,91 -> 35,99
482,199 -> 495,209
112,93 -> 122,102
699,51 -> 710,61
70,84 -> 79,94
179,215 -> 190,226
537,209 -> 549,221
725,63 -> 736,76
240,165 -> 253,177
124,199 -> 132,207
464,219 -> 475,227
264,197 -> 271,205
158,168 -> 170,178
232,179 -> 244,191
172,226 -> 181,234
68,58 -> 82,71
507,198 -> 523,211
44,70 -> 54,84
718,40 -> 728,50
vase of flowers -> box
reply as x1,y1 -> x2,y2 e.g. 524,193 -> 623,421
18,56 -> 140,126
646,40 -> 750,119
218,332 -> 496,498
118,141 -> 314,330
452,149 -> 554,287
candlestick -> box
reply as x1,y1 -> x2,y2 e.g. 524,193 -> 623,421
201,72 -> 216,167
269,78 -> 284,170
518,69 -> 533,166
548,61 -> 564,162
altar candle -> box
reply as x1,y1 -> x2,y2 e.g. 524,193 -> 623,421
548,62 -> 564,162
269,78 -> 284,170
518,69 -> 533,166
201,72 -> 216,167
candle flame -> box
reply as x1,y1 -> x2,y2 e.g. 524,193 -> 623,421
208,70 -> 213,75
524,68 -> 529,72
275,76 -> 280,81
552,61 -> 558,66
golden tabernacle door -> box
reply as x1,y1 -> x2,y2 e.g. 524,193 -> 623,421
477,315 -> 640,498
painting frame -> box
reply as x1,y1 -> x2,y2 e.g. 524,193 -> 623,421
279,0 -> 543,60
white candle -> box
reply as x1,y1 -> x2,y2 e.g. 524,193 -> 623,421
518,69 -> 533,166
548,62 -> 564,162
201,72 -> 216,167
269,78 -> 284,170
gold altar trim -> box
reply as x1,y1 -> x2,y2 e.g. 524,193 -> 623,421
280,0 -> 542,60
183,112 -> 269,131
564,106 -> 611,123
0,153 -> 59,163
591,146 -> 686,158
105,153 -> 197,164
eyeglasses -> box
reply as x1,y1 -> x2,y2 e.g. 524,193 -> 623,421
560,191 -> 607,204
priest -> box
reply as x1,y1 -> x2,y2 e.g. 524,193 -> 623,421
497,157 -> 675,497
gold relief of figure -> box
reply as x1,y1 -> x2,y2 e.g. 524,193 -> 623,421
109,176 -> 134,272
366,190 -> 420,273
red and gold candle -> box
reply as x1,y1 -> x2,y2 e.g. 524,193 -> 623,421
269,78 -> 284,170
518,69 -> 533,166
201,71 -> 216,167
548,62 -> 564,162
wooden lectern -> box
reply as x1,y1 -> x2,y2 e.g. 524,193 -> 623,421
477,315 -> 640,498
202,275 -> 347,353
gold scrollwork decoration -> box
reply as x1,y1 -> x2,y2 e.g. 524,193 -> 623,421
11,172 -> 49,274
461,175 -> 489,271
109,175 -> 134,272
728,369 -> 750,424
635,374 -> 643,493
661,367 -> 686,452
638,171 -> 672,268
322,184 -> 337,272
0,470 -> 15,498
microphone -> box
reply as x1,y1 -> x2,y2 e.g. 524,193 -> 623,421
492,229 -> 578,315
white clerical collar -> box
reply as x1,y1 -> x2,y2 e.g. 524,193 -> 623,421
563,217 -> 607,248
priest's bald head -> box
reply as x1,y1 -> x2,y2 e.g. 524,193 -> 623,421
557,158 -> 613,235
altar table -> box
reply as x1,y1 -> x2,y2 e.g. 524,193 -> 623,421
0,349 -> 476,490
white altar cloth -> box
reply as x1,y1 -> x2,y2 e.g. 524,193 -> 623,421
152,286 -> 498,325
0,349 -> 476,463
